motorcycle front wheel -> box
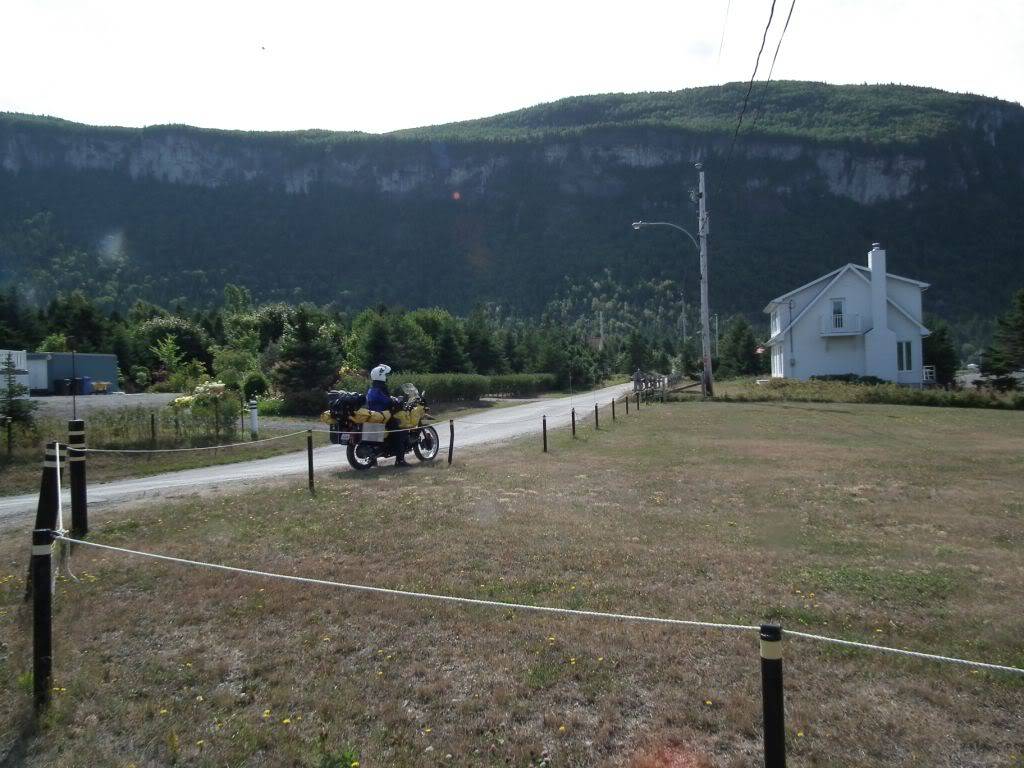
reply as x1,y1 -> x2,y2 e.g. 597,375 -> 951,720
413,426 -> 440,461
346,442 -> 376,471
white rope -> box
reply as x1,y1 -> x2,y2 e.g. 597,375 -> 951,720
53,535 -> 1024,677
53,535 -> 758,634
82,429 -> 312,454
784,629 -> 1024,676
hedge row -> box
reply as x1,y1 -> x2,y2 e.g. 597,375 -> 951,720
404,372 -> 559,401
720,379 -> 1024,410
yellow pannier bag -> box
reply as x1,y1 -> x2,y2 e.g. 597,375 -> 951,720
319,410 -> 333,424
352,408 -> 390,424
393,405 -> 424,429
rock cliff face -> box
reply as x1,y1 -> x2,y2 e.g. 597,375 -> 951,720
0,124 -> 955,203
1,86 -> 1022,318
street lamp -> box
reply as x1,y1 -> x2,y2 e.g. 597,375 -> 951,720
631,180 -> 714,396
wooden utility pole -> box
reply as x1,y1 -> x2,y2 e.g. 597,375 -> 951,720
697,164 -> 714,397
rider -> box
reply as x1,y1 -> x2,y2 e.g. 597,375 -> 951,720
366,364 -> 408,466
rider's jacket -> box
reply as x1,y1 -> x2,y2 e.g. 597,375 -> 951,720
366,380 -> 393,413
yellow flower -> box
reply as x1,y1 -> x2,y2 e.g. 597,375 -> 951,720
262,709 -> 271,719
797,731 -> 804,737
282,718 -> 291,725
704,699 -> 712,706
351,762 -> 360,767
196,740 -> 205,746
569,658 -> 576,665
159,708 -> 168,715
558,725 -> 566,733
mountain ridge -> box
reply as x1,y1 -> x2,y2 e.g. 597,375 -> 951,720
1,81 -> 1022,327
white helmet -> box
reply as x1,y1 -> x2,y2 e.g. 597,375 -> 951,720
370,364 -> 392,382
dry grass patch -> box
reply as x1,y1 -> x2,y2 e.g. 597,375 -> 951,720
0,400 -> 1022,766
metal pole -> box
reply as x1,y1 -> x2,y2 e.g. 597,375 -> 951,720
447,419 -> 454,465
71,349 -> 77,420
697,165 -> 715,397
68,419 -> 87,538
306,430 -> 315,494
760,623 -> 787,768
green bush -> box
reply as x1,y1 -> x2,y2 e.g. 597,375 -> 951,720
242,370 -> 270,400
720,379 -> 1023,410
401,373 -> 491,402
486,373 -> 558,397
257,397 -> 284,416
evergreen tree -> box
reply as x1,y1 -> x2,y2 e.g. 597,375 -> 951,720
982,289 -> 1024,377
465,311 -> 506,374
1,353 -> 37,438
273,306 -> 339,413
922,319 -> 958,386
434,323 -> 473,372
354,313 -> 395,370
717,317 -> 760,378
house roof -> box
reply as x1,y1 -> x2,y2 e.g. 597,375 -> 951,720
764,263 -> 929,345
763,263 -> 929,312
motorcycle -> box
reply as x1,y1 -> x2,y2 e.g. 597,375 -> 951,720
322,383 -> 440,470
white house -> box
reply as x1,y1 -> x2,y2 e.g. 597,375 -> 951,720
763,244 -> 932,385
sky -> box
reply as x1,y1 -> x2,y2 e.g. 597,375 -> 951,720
2,0 -> 1022,134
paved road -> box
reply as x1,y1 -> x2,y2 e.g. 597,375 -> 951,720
1,383 -> 633,526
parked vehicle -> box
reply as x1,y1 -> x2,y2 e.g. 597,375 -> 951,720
323,383 -> 440,470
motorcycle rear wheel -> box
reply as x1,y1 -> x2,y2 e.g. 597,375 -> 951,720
346,442 -> 376,471
414,426 -> 440,461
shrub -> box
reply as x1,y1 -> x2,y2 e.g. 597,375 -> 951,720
242,370 -> 270,400
721,379 -> 1023,410
486,373 -> 558,397
257,397 -> 285,416
401,373 -> 491,402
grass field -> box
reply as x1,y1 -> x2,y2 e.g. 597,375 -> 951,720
1,400 -> 1022,766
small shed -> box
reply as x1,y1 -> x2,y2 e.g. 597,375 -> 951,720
27,352 -> 120,394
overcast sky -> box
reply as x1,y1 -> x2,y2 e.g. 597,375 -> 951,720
2,0 -> 1021,133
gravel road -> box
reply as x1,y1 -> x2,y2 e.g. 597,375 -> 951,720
1,383 -> 633,529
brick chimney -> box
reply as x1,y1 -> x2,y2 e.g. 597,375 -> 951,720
863,243 -> 897,381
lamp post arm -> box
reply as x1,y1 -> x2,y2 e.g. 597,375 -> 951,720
633,221 -> 700,252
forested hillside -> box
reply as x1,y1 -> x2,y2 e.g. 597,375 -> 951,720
1,81 -> 1022,336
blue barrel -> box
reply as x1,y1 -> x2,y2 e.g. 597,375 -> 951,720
82,376 -> 93,395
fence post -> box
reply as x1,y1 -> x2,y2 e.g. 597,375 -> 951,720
306,430 -> 315,494
571,408 -> 576,438
31,527 -> 54,714
636,392 -> 641,411
150,412 -> 156,446
625,394 -> 629,415
612,398 -> 616,421
542,415 -> 548,453
594,403 -> 599,430
68,418 -> 87,538
760,623 -> 787,768
249,399 -> 259,440
447,419 -> 454,465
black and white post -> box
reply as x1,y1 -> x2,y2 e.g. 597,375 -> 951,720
760,623 -> 787,768
68,419 -> 87,538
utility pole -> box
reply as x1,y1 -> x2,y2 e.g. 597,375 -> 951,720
598,310 -> 604,352
697,164 -> 714,396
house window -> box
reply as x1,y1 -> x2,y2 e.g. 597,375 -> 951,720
897,341 -> 912,371
831,299 -> 845,329
770,310 -> 780,336
771,345 -> 784,377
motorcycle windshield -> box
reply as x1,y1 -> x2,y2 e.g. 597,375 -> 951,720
401,383 -> 420,399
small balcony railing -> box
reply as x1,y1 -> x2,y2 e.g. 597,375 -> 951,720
922,365 -> 936,383
819,313 -> 862,335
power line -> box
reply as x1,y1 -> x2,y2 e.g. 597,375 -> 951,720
721,0 -> 778,180
717,0 -> 732,63
750,0 -> 798,130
